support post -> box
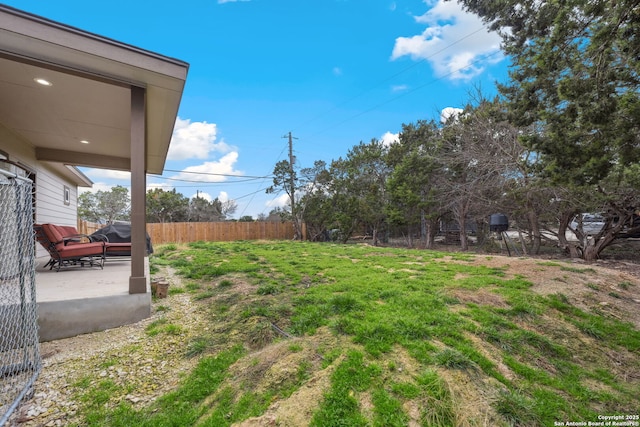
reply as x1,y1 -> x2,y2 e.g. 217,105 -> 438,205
129,86 -> 147,294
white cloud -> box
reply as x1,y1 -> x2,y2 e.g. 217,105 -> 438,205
191,191 -> 212,201
84,168 -> 131,181
218,0 -> 250,3
78,182 -> 118,195
440,106 -> 464,123
333,67 -> 343,76
391,84 -> 408,93
391,0 -> 503,81
381,131 -> 399,147
168,117 -> 232,161
190,191 -> 229,203
266,193 -> 290,209
170,152 -> 241,183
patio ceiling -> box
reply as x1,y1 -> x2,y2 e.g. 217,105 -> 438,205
0,5 -> 189,178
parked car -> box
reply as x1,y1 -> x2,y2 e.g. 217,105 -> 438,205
570,213 -> 605,235
570,212 -> 640,238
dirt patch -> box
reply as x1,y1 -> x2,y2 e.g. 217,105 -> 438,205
450,255 -> 640,329
437,368 -> 505,427
465,333 -> 515,382
447,288 -> 509,309
234,366 -> 333,427
230,328 -> 344,427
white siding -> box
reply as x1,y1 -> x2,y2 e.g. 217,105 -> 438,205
0,125 -> 79,258
33,166 -> 78,226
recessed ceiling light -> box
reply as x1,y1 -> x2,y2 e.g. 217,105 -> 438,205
34,78 -> 52,86
80,140 -> 90,144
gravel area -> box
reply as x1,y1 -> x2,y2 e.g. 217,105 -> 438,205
8,267 -> 203,427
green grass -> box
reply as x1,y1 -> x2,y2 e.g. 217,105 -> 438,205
559,266 -> 596,274
76,345 -> 246,426
310,350 -> 380,427
618,281 -> 634,290
185,336 -> 213,358
75,241 -> 640,427
144,318 -> 183,337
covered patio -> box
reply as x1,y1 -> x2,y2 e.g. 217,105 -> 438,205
0,5 -> 188,339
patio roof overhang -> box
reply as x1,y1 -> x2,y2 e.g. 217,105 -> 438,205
0,4 -> 189,296
0,4 -> 189,176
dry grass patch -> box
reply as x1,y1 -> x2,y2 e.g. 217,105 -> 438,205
447,287 -> 510,309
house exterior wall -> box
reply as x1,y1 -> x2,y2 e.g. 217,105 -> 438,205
0,124 -> 79,257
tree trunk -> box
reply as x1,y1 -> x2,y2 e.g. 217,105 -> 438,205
517,229 -> 528,255
407,225 -> 414,248
557,211 -> 580,258
290,210 -> 301,240
527,211 -> 541,254
420,211 -> 427,248
458,217 -> 468,251
582,244 -> 599,262
424,220 -> 436,249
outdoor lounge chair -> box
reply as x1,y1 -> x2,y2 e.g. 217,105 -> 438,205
34,224 -> 106,271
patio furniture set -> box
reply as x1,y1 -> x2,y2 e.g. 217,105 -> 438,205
34,223 -> 132,271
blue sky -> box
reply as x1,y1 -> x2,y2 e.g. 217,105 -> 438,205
8,0 -> 508,219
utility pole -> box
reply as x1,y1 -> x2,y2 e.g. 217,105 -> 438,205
283,131 -> 301,239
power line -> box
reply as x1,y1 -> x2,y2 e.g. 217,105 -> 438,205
148,174 -> 268,184
237,137 -> 290,219
233,186 -> 273,200
161,169 -> 270,179
292,26 -> 490,133
309,49 -> 504,137
149,27 -> 501,217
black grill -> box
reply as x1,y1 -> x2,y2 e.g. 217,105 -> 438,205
489,214 -> 509,232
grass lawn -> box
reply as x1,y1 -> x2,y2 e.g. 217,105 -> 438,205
75,241 -> 640,426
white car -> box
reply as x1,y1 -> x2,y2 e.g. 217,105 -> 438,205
570,213 -> 605,235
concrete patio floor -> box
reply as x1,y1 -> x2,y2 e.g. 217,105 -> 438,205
35,257 -> 151,342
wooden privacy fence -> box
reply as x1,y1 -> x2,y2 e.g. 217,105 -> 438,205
146,221 -> 300,244
77,220 -> 101,235
78,220 -> 300,245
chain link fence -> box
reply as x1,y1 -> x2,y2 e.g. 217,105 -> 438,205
0,170 -> 40,425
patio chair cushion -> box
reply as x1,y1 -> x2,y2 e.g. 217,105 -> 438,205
36,224 -> 106,270
42,224 -> 92,249
54,241 -> 106,258
43,223 -> 67,249
105,242 -> 131,257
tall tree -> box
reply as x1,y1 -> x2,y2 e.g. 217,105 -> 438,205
438,102 -> 507,251
220,199 -> 238,219
78,185 -> 130,223
188,196 -> 220,222
330,139 -> 390,245
146,188 -> 188,223
267,160 -> 303,240
188,196 -> 238,222
299,161 -> 334,241
386,120 -> 443,248
458,0 -> 640,259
